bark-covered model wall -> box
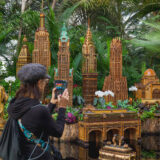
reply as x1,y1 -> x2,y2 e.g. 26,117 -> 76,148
32,12 -> 51,70
103,38 -> 128,104
82,20 -> 97,105
54,24 -> 73,106
16,36 -> 31,74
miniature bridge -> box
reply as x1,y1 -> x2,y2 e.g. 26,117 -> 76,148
78,109 -> 141,144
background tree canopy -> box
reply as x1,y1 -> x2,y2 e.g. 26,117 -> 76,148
0,0 -> 160,92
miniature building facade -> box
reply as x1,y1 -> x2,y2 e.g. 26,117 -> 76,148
54,24 -> 73,106
0,86 -> 8,135
32,12 -> 51,70
0,86 -> 8,119
103,38 -> 128,104
79,108 -> 141,144
82,21 -> 97,104
135,69 -> 160,104
16,36 -> 31,74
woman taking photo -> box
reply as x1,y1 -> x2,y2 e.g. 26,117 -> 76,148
1,63 -> 69,160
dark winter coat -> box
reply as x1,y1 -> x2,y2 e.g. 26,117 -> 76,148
7,97 -> 66,160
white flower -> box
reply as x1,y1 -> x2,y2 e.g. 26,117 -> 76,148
129,86 -> 138,91
1,65 -> 7,74
104,91 -> 109,96
1,65 -> 6,71
5,76 -> 16,83
95,91 -> 105,97
95,90 -> 115,98
105,90 -> 114,97
109,91 -> 114,97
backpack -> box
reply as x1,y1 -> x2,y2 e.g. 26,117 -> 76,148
0,104 -> 62,160
0,117 -> 24,160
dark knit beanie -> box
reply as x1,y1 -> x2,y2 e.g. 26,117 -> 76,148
17,63 -> 50,83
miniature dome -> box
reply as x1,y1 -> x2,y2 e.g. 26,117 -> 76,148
144,69 -> 156,76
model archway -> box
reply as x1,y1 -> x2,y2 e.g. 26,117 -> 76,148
106,129 -> 120,142
89,130 -> 102,143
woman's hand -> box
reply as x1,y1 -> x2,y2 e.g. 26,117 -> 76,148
50,88 -> 58,104
58,89 -> 69,109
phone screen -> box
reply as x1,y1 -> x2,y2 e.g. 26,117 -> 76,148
54,80 -> 68,98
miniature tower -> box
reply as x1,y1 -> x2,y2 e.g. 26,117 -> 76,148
54,24 -> 73,106
32,7 -> 51,70
16,36 -> 31,74
82,20 -> 98,104
103,38 -> 128,104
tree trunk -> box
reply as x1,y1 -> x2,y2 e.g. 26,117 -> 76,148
21,0 -> 27,13
16,0 -> 27,56
52,0 -> 56,10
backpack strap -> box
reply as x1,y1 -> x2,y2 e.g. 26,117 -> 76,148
31,104 -> 42,109
18,119 -> 48,150
18,104 -> 50,160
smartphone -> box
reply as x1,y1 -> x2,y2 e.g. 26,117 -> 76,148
54,80 -> 68,99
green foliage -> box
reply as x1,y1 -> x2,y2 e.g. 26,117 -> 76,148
141,61 -> 146,75
66,106 -> 79,116
4,96 -> 12,120
131,18 -> 160,53
73,87 -> 84,106
66,106 -> 83,122
59,1 -> 81,22
73,86 -> 82,96
132,99 -> 141,108
93,97 -> 106,109
52,106 -> 83,121
0,78 -> 20,98
52,112 -> 58,120
116,100 -> 157,121
46,7 -> 59,65
118,99 -> 140,112
140,105 -> 157,121
117,99 -> 130,109
93,97 -> 115,109
141,150 -> 156,158
129,17 -> 160,77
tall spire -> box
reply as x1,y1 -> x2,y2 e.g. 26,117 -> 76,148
32,0 -> 51,70
82,19 -> 97,105
84,18 -> 93,46
39,0 -> 45,30
88,18 -> 90,28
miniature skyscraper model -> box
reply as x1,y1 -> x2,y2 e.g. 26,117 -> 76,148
82,20 -> 98,104
54,24 -> 73,106
16,36 -> 31,74
32,6 -> 51,70
103,38 -> 128,104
